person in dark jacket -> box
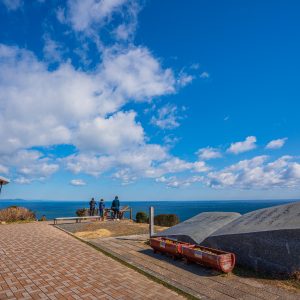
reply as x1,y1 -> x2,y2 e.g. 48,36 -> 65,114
99,198 -> 105,220
89,197 -> 96,216
111,196 -> 120,219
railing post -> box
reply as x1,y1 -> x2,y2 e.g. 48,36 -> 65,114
149,206 -> 154,237
130,208 -> 132,220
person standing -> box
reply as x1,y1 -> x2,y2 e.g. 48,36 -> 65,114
89,197 -> 96,216
111,196 -> 120,219
99,198 -> 105,220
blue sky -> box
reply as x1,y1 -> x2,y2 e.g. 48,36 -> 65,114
0,0 -> 300,201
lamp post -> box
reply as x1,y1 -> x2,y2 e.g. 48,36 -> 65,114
0,176 -> 9,195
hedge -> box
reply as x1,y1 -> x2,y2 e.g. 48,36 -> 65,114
136,211 -> 148,223
154,214 -> 179,227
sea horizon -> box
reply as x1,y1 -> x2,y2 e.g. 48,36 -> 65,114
0,198 -> 298,221
1,198 -> 299,202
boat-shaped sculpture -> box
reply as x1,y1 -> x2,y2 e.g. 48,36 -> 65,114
150,237 -> 236,273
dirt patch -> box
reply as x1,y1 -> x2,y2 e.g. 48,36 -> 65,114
61,220 -> 168,239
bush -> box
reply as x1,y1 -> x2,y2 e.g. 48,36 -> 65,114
39,215 -> 47,221
136,211 -> 148,223
76,208 -> 88,217
154,214 -> 179,227
0,206 -> 36,223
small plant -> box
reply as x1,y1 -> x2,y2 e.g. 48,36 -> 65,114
76,208 -> 88,217
292,271 -> 300,281
0,206 -> 36,223
39,215 -> 47,221
136,211 -> 148,223
154,214 -> 179,227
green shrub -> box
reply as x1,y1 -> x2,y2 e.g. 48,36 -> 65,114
0,206 -> 36,222
76,208 -> 88,217
154,214 -> 179,227
136,211 -> 148,223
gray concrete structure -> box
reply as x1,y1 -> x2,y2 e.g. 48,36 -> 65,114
202,201 -> 300,276
155,212 -> 241,244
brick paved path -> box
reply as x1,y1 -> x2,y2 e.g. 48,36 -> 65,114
0,222 -> 185,299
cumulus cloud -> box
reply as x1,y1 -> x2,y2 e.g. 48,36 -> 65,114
64,143 -> 209,185
0,44 -> 176,157
227,136 -> 257,154
1,150 -> 59,183
150,104 -> 181,130
205,155 -> 300,189
65,144 -> 168,178
75,111 -> 144,154
197,147 -> 222,160
266,138 -> 287,149
0,0 -> 243,190
70,179 -> 87,186
157,158 -> 209,174
156,175 -> 203,188
64,0 -> 127,32
65,154 -> 114,177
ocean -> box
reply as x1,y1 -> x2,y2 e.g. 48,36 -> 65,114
0,199 -> 297,221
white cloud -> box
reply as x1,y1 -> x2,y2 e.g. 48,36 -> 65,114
1,0 -> 22,10
266,138 -> 287,149
177,72 -> 194,87
14,177 -> 32,185
200,71 -> 210,79
156,175 -> 203,188
227,136 -> 257,154
197,147 -> 222,160
0,164 -> 9,174
1,150 -> 59,183
65,144 -> 168,179
75,111 -> 144,154
114,1 -> 140,41
56,7 -> 66,24
70,179 -> 87,186
65,154 -> 114,177
65,143 -> 210,185
205,155 -> 300,189
101,47 -> 175,101
113,169 -> 137,185
0,44 -> 177,156
65,0 -> 127,32
193,161 -> 210,173
43,35 -> 63,62
151,104 -> 180,130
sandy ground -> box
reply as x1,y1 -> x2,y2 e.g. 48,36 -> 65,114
58,220 -> 167,239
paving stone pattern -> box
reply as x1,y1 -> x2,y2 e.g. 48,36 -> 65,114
90,234 -> 300,300
0,222 -> 185,300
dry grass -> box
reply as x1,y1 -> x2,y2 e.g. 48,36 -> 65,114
73,220 -> 167,239
0,206 -> 36,223
232,266 -> 300,292
75,229 -> 112,239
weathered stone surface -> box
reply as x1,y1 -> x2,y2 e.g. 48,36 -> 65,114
202,201 -> 300,276
155,212 -> 241,244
